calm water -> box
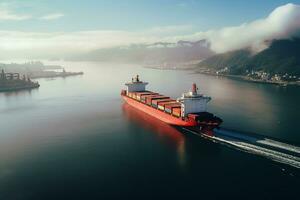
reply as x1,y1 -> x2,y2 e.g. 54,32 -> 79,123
0,62 -> 299,199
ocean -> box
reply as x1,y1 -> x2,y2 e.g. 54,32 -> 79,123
0,62 -> 299,199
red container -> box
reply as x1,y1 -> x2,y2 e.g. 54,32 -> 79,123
150,96 -> 169,104
157,100 -> 176,106
145,95 -> 163,105
136,92 -> 153,98
157,101 -> 177,111
140,93 -> 158,100
165,103 -> 181,114
152,98 -> 172,105
172,107 -> 181,117
165,103 -> 181,110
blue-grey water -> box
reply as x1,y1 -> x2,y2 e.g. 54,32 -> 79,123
0,62 -> 299,199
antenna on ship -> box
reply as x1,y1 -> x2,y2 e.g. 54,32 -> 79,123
192,83 -> 198,95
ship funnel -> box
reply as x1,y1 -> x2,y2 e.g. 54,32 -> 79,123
132,74 -> 140,82
192,83 -> 197,94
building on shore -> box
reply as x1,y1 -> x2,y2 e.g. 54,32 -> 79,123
1,69 -> 21,80
0,69 -> 40,92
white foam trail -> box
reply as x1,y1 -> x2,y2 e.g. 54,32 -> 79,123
182,128 -> 300,168
256,138 -> 300,155
213,135 -> 300,169
215,129 -> 300,156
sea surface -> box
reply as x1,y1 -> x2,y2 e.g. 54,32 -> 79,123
0,62 -> 299,199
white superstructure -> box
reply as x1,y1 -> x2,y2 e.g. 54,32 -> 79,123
177,83 -> 211,117
125,75 -> 148,92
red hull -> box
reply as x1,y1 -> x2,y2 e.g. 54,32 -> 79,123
122,95 -> 197,126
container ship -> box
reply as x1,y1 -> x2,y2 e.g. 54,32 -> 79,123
121,75 -> 222,136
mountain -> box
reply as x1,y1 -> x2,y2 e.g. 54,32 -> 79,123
198,38 -> 300,76
68,40 -> 214,64
197,49 -> 252,74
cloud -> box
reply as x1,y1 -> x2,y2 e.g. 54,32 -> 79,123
0,8 -> 31,20
39,13 -> 64,20
0,30 -> 164,58
182,3 -> 300,53
0,3 -> 300,58
0,25 -> 194,58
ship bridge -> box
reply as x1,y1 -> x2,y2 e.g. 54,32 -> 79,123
125,75 -> 148,92
177,83 -> 211,117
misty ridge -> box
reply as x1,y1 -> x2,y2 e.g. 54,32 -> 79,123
66,40 -> 214,64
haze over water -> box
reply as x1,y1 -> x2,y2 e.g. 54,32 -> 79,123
0,62 -> 299,199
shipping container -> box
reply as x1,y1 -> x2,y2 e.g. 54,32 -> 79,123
132,93 -> 137,99
157,101 -> 177,111
140,93 -> 158,100
157,100 -> 177,106
164,103 -> 181,110
165,103 -> 181,114
151,97 -> 170,105
136,92 -> 153,100
152,98 -> 172,105
158,105 -> 165,110
151,97 -> 169,108
145,95 -> 163,105
133,92 -> 142,100
172,107 -> 181,117
149,96 -> 168,106
165,108 -> 172,113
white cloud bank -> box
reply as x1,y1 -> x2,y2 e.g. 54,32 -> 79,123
185,3 -> 300,53
0,30 -> 166,58
39,13 -> 64,20
0,3 -> 300,58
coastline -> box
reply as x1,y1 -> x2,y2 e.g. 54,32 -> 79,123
0,83 -> 40,92
30,71 -> 84,79
143,65 -> 300,86
195,71 -> 300,86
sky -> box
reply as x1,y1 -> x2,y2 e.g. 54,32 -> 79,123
1,0 -> 300,32
1,0 -> 300,58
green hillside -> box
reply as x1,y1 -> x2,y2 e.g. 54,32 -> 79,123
198,38 -> 300,76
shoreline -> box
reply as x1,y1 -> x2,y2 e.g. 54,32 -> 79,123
144,65 -> 196,71
30,72 -> 84,79
195,71 -> 300,86
0,83 -> 40,92
143,65 -> 300,86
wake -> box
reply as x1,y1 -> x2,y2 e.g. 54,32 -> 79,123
182,127 -> 300,169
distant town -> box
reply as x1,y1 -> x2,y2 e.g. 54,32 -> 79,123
197,67 -> 300,86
